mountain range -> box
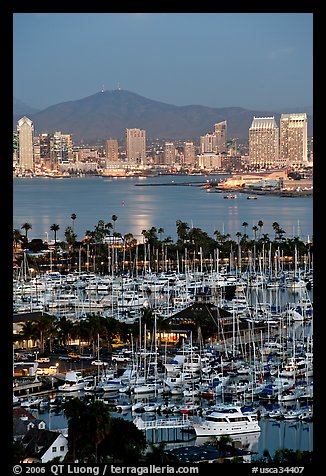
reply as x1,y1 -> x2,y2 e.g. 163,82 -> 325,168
13,90 -> 313,143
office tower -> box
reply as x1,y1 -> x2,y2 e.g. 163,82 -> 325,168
214,120 -> 227,153
184,141 -> 196,165
126,128 -> 146,164
249,117 -> 279,167
164,142 -> 176,165
50,132 -> 73,168
106,139 -> 119,166
17,116 -> 34,171
280,113 -> 308,165
200,133 -> 218,154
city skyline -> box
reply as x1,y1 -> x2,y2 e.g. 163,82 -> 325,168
13,13 -> 313,112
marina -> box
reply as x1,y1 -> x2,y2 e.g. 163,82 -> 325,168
13,174 -> 314,463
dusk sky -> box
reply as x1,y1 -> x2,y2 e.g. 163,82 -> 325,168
13,12 -> 313,112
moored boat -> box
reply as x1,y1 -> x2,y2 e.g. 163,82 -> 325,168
193,404 -> 261,437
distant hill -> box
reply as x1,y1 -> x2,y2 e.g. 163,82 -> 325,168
13,90 -> 313,143
13,97 -> 40,117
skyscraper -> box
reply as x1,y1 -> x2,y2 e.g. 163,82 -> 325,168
126,128 -> 146,164
164,142 -> 176,165
17,116 -> 34,171
214,120 -> 227,154
249,117 -> 279,167
200,121 -> 227,154
184,141 -> 196,165
280,113 -> 308,165
106,139 -> 119,166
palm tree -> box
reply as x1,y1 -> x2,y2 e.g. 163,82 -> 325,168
111,214 -> 118,231
176,220 -> 190,242
17,321 -> 39,350
242,221 -> 248,237
258,220 -> 264,238
50,223 -> 60,245
86,400 -> 111,462
21,222 -> 32,241
70,213 -> 77,233
157,227 -> 164,241
252,225 -> 258,241
13,229 -> 23,248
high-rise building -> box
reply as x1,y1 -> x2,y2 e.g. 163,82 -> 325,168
200,133 -> 218,154
184,141 -> 196,165
200,121 -> 227,155
280,113 -> 308,165
50,132 -> 73,168
164,142 -> 176,165
249,117 -> 279,167
17,116 -> 34,171
106,139 -> 119,166
214,120 -> 227,154
126,128 -> 146,164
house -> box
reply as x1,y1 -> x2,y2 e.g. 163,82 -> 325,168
13,407 -> 45,441
21,428 -> 68,463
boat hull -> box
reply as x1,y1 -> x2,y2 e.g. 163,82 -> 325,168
193,423 -> 261,437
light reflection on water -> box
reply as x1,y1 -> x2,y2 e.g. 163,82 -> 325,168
32,406 -> 313,460
13,176 -> 313,243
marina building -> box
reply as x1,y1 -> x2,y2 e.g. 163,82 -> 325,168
249,117 -> 279,167
198,152 -> 222,170
280,113 -> 308,166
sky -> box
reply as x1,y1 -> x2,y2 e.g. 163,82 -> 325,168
13,12 -> 313,112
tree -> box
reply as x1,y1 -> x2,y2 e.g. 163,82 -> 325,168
242,222 -> 248,237
176,220 -> 190,242
13,229 -> 23,248
111,215 -> 118,232
50,223 -> 60,245
71,213 -> 77,233
21,222 -> 32,241
257,220 -> 264,238
144,442 -> 180,464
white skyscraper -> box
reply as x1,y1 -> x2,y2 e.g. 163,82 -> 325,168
280,113 -> 308,165
17,116 -> 34,171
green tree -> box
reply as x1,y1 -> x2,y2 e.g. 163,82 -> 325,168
71,213 -> 77,233
176,220 -> 190,242
50,223 -> 60,245
21,222 -> 32,241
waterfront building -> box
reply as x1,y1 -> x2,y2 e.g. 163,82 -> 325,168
105,139 -> 119,166
164,142 -> 176,165
183,141 -> 196,165
198,152 -> 222,170
17,116 -> 34,172
280,113 -> 308,166
200,121 -> 227,155
126,128 -> 146,164
214,120 -> 227,153
49,132 -> 73,169
249,117 -> 279,168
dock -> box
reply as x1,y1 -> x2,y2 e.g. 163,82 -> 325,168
133,415 -> 193,431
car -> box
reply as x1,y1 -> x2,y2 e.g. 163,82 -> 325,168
111,354 -> 130,363
91,360 -> 108,366
67,352 -> 80,359
36,357 -> 50,363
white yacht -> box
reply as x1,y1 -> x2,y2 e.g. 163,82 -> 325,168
58,371 -> 87,392
193,404 -> 261,437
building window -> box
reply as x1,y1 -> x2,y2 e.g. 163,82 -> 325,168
60,446 -> 65,452
52,447 -> 57,453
